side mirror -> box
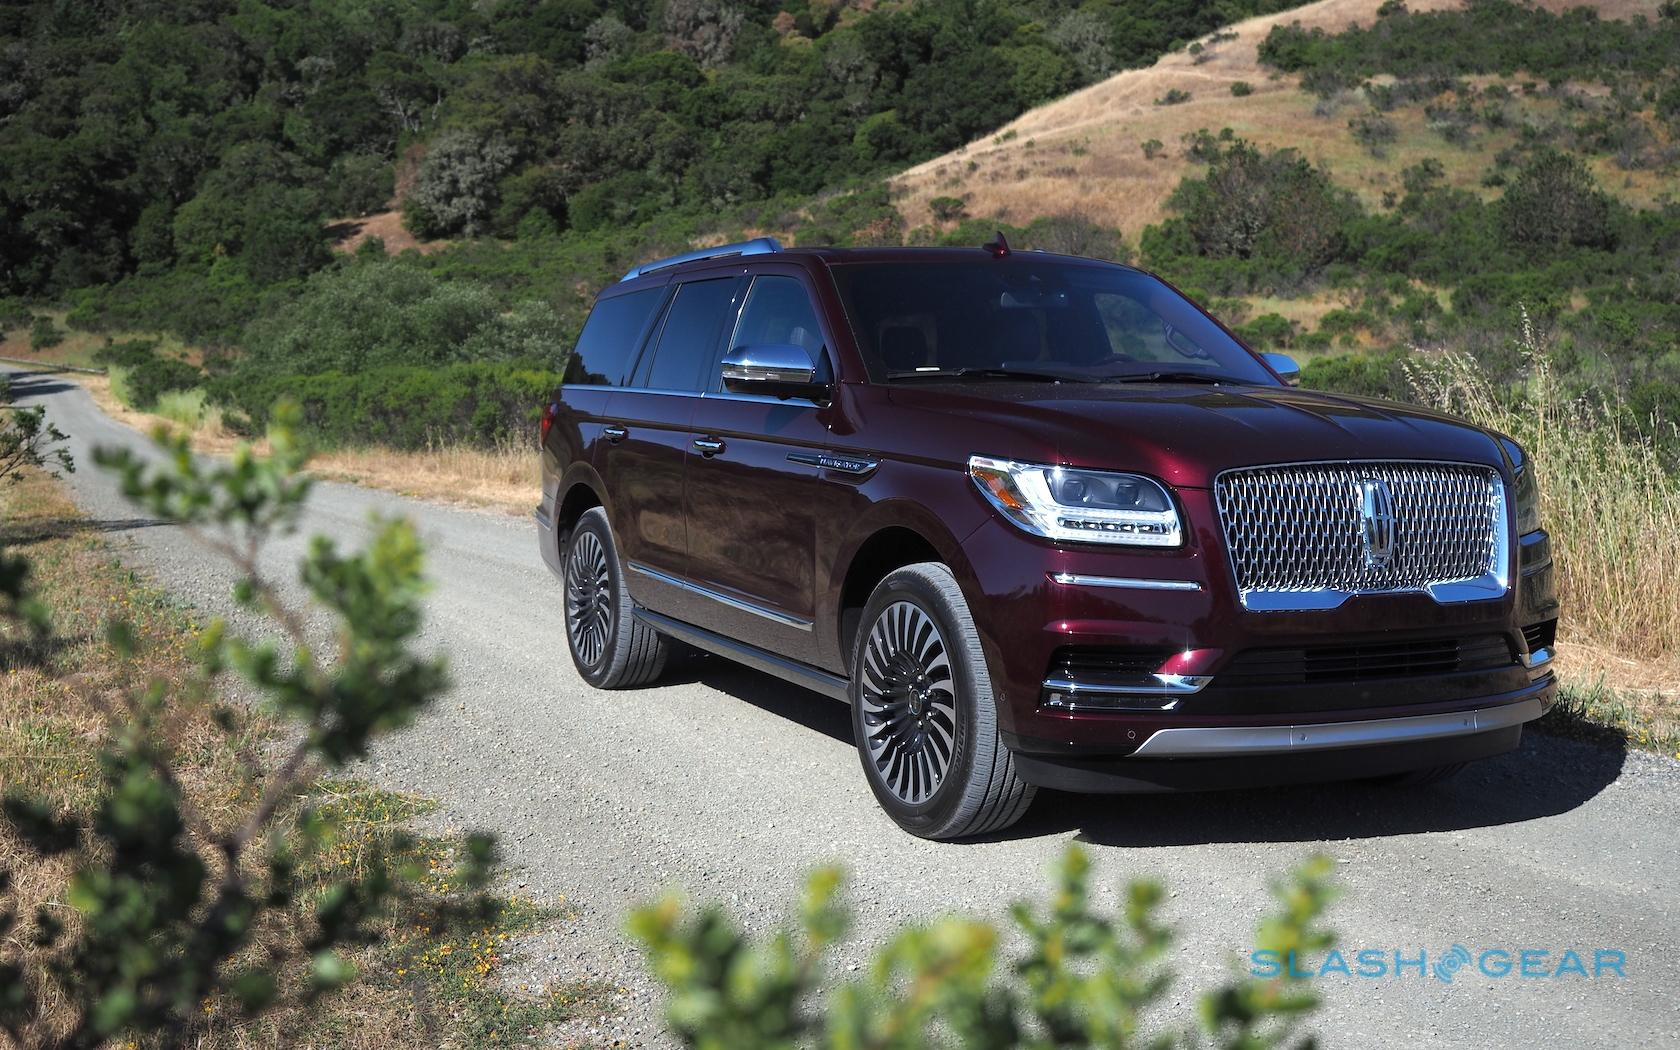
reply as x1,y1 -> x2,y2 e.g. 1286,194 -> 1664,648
1263,352 -> 1301,386
721,343 -> 828,399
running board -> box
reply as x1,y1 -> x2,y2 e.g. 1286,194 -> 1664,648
633,608 -> 851,703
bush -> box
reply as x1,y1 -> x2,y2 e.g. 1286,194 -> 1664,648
120,357 -> 203,411
28,316 -> 62,351
1498,150 -> 1615,251
634,847 -> 1337,1049
240,261 -> 567,376
1230,81 -> 1253,97
929,196 -> 967,222
1156,88 -> 1193,106
209,362 -> 563,449
1142,138 -> 1165,159
1023,214 -> 1128,261
1163,139 -> 1354,271
1300,350 -> 1412,400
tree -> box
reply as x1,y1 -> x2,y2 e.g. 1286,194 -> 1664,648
1167,140 -> 1352,269
403,130 -> 519,238
1498,149 -> 1615,251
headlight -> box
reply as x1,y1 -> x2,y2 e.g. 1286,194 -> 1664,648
1503,439 -> 1541,535
968,455 -> 1182,547
1513,461 -> 1541,535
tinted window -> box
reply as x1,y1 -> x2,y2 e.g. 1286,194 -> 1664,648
564,287 -> 662,386
642,278 -> 739,391
732,276 -> 824,353
831,261 -> 1275,385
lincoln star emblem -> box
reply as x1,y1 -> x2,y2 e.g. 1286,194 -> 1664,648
1359,478 -> 1397,568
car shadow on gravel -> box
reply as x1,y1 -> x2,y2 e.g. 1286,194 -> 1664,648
1030,731 -> 1627,846
4,517 -> 175,547
658,651 -> 1628,846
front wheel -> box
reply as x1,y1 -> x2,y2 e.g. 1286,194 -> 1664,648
849,562 -> 1035,840
564,507 -> 668,688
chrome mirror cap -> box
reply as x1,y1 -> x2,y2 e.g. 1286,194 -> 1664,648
721,343 -> 820,389
1263,352 -> 1302,386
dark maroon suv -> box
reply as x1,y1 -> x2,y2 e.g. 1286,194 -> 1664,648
536,238 -> 1558,839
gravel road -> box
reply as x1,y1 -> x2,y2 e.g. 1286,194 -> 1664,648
14,368 -> 1679,1048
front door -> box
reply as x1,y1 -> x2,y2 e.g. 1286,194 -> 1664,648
684,271 -> 850,659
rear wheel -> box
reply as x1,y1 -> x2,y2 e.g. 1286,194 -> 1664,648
564,507 -> 668,688
850,563 -> 1035,840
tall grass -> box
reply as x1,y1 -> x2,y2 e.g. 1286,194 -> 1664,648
1408,312 -> 1680,668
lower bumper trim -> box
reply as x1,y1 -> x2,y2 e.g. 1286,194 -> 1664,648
1129,695 -> 1546,758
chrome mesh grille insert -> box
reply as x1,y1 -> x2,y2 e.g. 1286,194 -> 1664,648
1214,461 -> 1505,609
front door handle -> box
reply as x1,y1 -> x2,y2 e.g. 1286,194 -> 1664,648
603,424 -> 628,443
693,437 -> 726,457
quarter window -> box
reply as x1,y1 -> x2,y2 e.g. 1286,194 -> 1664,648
563,286 -> 663,386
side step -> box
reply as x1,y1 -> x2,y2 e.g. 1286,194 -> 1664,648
634,608 -> 851,703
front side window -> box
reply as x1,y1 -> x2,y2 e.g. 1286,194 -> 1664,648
640,278 -> 740,391
831,260 -> 1276,385
715,275 -> 830,391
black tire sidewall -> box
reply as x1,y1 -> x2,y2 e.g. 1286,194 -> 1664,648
849,566 -> 987,836
565,508 -> 625,686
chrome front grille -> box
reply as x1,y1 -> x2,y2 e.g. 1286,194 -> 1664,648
1214,461 -> 1507,611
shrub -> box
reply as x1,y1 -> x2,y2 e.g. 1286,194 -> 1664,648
1498,150 -> 1615,251
929,196 -> 967,222
1142,138 -> 1165,159
1164,140 -> 1353,270
28,316 -> 62,351
209,362 -> 563,449
1230,80 -> 1253,97
1300,350 -> 1411,400
120,357 -> 203,411
1023,214 -> 1128,261
1348,112 -> 1398,155
1155,88 -> 1192,106
1237,312 -> 1298,350
634,847 -> 1337,1050
0,409 -> 481,1045
240,262 -> 566,376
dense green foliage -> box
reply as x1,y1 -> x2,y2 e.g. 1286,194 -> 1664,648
0,0 -> 1290,304
213,362 -> 562,448
0,410 -> 505,1046
633,846 -> 1336,1049
1260,0 -> 1680,84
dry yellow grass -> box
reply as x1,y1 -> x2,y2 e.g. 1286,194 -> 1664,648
76,374 -> 539,517
892,0 -> 1670,238
1409,319 -> 1680,728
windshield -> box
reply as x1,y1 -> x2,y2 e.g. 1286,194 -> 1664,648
831,260 -> 1277,385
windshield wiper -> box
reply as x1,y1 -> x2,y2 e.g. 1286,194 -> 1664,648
1103,370 -> 1232,385
888,367 -> 1098,383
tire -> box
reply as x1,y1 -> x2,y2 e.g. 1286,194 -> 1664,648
563,507 -> 668,688
1368,762 -> 1466,787
849,562 -> 1035,840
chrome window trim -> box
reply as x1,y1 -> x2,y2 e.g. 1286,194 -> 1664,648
627,562 -> 813,631
1049,573 -> 1202,592
1213,459 -> 1511,612
1129,695 -> 1546,758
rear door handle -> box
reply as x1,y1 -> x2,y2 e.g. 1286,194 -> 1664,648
603,424 -> 628,443
692,437 -> 726,456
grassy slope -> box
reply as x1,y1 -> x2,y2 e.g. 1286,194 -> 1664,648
891,0 -> 1669,248
0,468 -> 609,1044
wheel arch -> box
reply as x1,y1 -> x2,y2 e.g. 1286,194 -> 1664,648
831,500 -> 981,665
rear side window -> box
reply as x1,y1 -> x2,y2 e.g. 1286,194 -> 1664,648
640,278 -> 740,391
564,287 -> 662,386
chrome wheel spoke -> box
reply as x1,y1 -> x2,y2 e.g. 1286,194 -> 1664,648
565,531 -> 613,668
859,600 -> 959,806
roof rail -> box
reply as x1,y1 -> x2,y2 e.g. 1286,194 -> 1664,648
620,237 -> 783,282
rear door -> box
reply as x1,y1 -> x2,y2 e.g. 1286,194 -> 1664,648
601,274 -> 744,619
683,269 -> 848,658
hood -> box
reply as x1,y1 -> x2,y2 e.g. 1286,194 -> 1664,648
882,381 -> 1508,489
